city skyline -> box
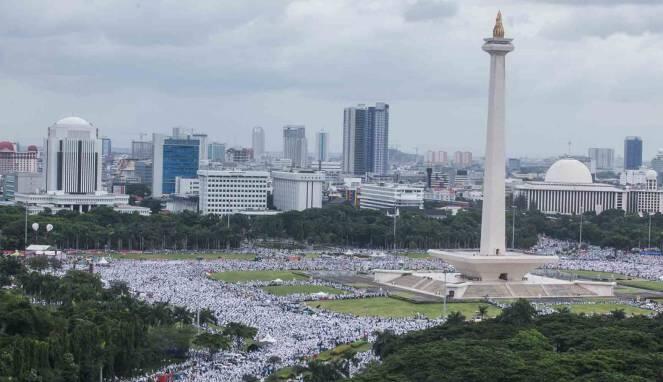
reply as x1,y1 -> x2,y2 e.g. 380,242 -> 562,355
2,1 -> 663,157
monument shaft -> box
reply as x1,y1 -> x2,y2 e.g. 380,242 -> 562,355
480,13 -> 513,256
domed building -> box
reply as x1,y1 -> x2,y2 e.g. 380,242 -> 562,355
14,116 -> 134,214
515,158 -> 628,215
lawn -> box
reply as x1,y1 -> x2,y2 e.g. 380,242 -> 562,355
561,269 -> 630,280
109,252 -> 256,261
306,297 -> 500,319
400,252 -> 433,259
262,284 -> 348,296
553,303 -> 653,316
209,270 -> 308,283
617,279 -> 663,292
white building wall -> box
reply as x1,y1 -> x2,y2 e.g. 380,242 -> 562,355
198,170 -> 269,215
272,171 -> 324,211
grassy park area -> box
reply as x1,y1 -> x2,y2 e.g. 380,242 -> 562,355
617,279 -> 663,292
562,269 -> 663,292
209,270 -> 308,283
553,303 -> 652,316
262,284 -> 348,296
306,297 -> 500,319
109,252 -> 256,261
400,252 -> 432,259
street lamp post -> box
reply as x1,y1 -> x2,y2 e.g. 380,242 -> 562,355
511,204 -> 516,249
648,213 -> 653,249
386,208 -> 400,250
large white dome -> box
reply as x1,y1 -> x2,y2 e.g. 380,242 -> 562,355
53,116 -> 93,128
544,159 -> 593,184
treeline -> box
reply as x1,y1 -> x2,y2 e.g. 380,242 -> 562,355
0,205 -> 661,251
0,256 -> 194,381
351,300 -> 663,382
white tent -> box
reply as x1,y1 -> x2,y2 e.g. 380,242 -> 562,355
258,334 -> 277,344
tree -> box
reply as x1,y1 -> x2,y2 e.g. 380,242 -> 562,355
498,299 -> 536,325
193,333 -> 231,360
611,309 -> 626,320
478,305 -> 489,320
446,311 -> 466,325
26,256 -> 50,272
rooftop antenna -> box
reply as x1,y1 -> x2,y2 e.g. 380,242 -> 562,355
567,140 -> 572,157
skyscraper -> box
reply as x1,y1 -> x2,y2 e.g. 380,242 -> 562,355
315,131 -> 329,162
131,140 -> 153,160
651,149 -> 663,185
46,117 -> 102,193
101,137 -> 112,160
207,142 -> 226,162
283,125 -> 308,168
342,103 -> 389,176
624,136 -> 643,170
588,148 -> 615,171
152,133 -> 200,197
252,126 -> 265,159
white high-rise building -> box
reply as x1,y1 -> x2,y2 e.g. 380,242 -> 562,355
252,127 -> 265,159
315,131 -> 329,162
588,148 -> 615,171
198,170 -> 269,215
272,170 -> 325,211
283,125 -> 308,168
17,116 -> 128,213
46,117 -> 102,193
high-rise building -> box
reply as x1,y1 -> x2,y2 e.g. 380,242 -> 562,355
342,103 -> 389,176
252,126 -> 265,159
651,149 -> 663,185
0,142 -> 38,175
315,131 -> 329,162
131,141 -> 153,160
588,148 -> 615,171
101,137 -> 112,160
192,134 -> 208,163
198,170 -> 269,215
226,147 -> 253,163
425,150 -> 448,165
46,117 -> 102,193
283,125 -> 308,168
624,136 -> 643,170
453,151 -> 472,168
152,134 -> 200,197
272,170 -> 325,211
208,142 -> 226,162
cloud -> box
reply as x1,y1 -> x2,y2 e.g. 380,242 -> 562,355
529,0 -> 661,6
403,0 -> 457,22
540,7 -> 663,39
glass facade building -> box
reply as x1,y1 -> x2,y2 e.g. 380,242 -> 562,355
624,136 -> 643,170
162,138 -> 199,194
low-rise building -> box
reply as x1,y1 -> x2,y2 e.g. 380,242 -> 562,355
359,183 -> 424,210
272,170 -> 325,211
198,170 -> 268,215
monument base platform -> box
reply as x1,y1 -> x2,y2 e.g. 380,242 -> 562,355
374,270 -> 615,300
428,249 -> 559,282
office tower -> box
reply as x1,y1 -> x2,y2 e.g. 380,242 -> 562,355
152,134 -> 200,197
651,149 -> 663,185
588,148 -> 615,171
198,170 -> 269,215
252,126 -> 265,159
342,103 -> 389,176
624,136 -> 643,170
283,125 -> 308,168
46,117 -> 102,193
315,131 -> 329,162
131,140 -> 153,160
208,142 -> 226,162
101,137 -> 112,160
507,158 -> 521,172
425,150 -> 448,164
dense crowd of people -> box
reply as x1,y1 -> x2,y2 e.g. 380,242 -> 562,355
99,256 -> 441,382
94,237 -> 663,381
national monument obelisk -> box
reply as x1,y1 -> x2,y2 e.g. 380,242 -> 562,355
479,11 -> 513,256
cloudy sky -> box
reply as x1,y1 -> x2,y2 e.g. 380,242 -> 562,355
1,0 -> 662,158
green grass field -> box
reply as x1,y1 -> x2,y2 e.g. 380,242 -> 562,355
617,279 -> 663,292
262,285 -> 348,296
109,252 -> 256,261
209,270 -> 308,283
306,297 -> 500,319
553,303 -> 652,316
400,252 -> 433,259
561,269 -> 630,280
